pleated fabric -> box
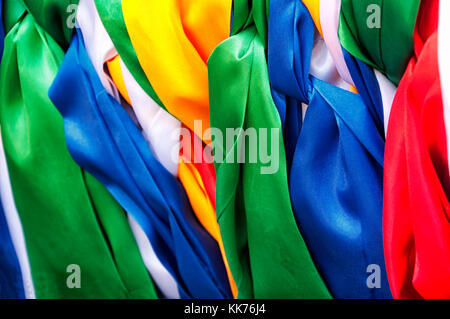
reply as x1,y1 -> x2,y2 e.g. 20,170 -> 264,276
339,0 -> 420,85
208,0 -> 331,299
0,1 -> 157,298
383,0 -> 450,298
268,0 -> 391,298
49,30 -> 233,299
121,0 -> 232,143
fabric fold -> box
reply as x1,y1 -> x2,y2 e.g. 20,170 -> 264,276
268,0 -> 391,298
50,31 -> 232,299
383,0 -> 450,298
0,4 -> 156,298
208,0 -> 331,299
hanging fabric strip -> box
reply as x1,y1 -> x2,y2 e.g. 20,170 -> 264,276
339,0 -> 420,85
268,0 -> 391,298
108,55 -> 237,297
49,31 -> 233,299
319,0 -> 353,86
208,0 -> 331,299
93,0 -> 164,108
439,0 -> 450,178
383,0 -> 450,298
0,2 -> 156,298
75,0 -> 180,298
121,0 -> 232,143
20,0 -> 78,47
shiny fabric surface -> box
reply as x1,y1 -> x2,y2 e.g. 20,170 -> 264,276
268,0 -> 390,298
0,3 -> 156,298
122,0 -> 232,142
208,0 -> 331,299
339,0 -> 420,85
49,31 -> 232,299
383,0 -> 450,298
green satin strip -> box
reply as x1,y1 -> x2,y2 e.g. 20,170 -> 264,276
94,0 -> 164,108
339,0 -> 420,85
20,0 -> 78,47
208,0 -> 331,299
0,2 -> 157,298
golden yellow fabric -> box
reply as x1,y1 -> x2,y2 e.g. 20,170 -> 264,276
122,0 -> 232,143
178,160 -> 237,298
303,0 -> 323,37
107,55 -> 131,105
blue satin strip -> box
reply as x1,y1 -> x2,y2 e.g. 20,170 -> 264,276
48,31 -> 232,299
0,196 -> 26,299
268,0 -> 391,298
0,0 -> 26,297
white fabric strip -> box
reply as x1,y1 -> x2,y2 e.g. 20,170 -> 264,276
120,58 -> 181,177
0,130 -> 36,299
76,0 -> 120,101
128,215 -> 180,299
320,0 -> 355,86
439,0 -> 450,178
310,32 -> 350,91
374,70 -> 397,137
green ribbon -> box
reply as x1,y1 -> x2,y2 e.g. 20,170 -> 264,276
0,1 -> 157,298
94,0 -> 164,108
208,0 -> 331,299
339,0 -> 420,85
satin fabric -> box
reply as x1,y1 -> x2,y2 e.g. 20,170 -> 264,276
320,0 -> 353,86
374,70 -> 397,136
76,2 -> 180,298
383,0 -> 450,298
0,0 -> 24,299
339,0 -> 420,85
208,0 -> 330,299
49,31 -> 232,299
439,0 -> 450,178
21,0 -> 78,47
93,0 -> 163,108
106,52 -> 237,297
302,0 -> 322,36
0,2 -> 156,298
76,0 -> 120,101
108,53 -> 236,297
268,0 -> 390,298
0,131 -> 35,299
122,0 -> 232,143
0,133 -> 26,299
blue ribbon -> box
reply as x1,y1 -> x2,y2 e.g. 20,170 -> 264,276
268,0 -> 391,298
49,31 -> 232,299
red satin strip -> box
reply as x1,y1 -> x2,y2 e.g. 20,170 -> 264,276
384,0 -> 450,299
